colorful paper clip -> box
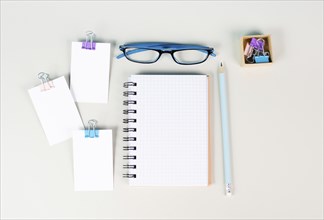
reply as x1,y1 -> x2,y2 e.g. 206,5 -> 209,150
82,31 -> 96,50
38,72 -> 55,91
245,37 -> 270,64
85,119 -> 99,138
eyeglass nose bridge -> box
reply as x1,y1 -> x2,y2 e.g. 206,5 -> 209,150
157,50 -> 175,62
160,48 -> 173,52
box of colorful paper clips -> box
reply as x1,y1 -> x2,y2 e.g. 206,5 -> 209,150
241,34 -> 273,66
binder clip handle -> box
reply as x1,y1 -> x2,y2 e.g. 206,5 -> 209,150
82,31 -> 96,50
38,72 -> 54,91
85,119 -> 99,138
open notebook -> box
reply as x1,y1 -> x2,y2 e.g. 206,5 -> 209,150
123,75 -> 209,186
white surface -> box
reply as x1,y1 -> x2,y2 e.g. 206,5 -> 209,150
28,76 -> 84,146
73,130 -> 113,191
70,42 -> 111,103
127,75 -> 208,186
1,1 -> 323,219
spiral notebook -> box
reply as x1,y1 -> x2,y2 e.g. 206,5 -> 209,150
123,75 -> 210,186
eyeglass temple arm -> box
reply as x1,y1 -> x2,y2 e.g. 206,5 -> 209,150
116,48 -> 216,59
116,48 -> 148,59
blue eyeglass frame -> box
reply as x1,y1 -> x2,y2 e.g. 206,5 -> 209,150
117,42 -> 216,65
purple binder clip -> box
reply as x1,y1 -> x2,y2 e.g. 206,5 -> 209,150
250,38 -> 265,51
82,41 -> 96,50
82,31 -> 96,50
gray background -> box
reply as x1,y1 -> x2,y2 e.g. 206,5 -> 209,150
1,1 -> 323,219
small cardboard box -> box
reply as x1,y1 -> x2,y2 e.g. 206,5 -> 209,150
241,34 -> 273,66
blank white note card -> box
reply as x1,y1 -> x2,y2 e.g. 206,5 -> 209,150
28,76 -> 84,146
70,42 -> 111,103
73,130 -> 113,191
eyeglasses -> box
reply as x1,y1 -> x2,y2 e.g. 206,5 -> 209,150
117,42 -> 216,65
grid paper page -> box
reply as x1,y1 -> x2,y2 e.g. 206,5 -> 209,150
127,75 -> 209,186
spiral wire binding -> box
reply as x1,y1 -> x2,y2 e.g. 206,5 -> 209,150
123,109 -> 137,114
123,146 -> 136,150
123,82 -> 137,178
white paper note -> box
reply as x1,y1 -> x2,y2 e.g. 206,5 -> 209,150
70,42 -> 111,103
28,76 -> 84,146
73,130 -> 113,191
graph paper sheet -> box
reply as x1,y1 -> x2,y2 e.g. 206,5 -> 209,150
126,75 -> 209,186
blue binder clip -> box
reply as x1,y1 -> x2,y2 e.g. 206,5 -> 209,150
85,119 -> 99,138
255,55 -> 269,63
254,48 -> 270,63
82,31 -> 96,50
253,41 -> 270,63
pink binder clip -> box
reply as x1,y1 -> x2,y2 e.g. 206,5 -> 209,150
244,42 -> 253,57
38,72 -> 55,91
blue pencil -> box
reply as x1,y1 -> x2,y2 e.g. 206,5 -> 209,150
218,61 -> 233,196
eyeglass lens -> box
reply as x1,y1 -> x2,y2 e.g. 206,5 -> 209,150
124,48 -> 160,63
124,48 -> 209,64
173,50 -> 209,64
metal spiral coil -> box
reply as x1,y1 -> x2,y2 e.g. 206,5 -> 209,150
123,174 -> 136,178
123,82 -> 137,178
123,91 -> 137,97
123,109 -> 137,114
